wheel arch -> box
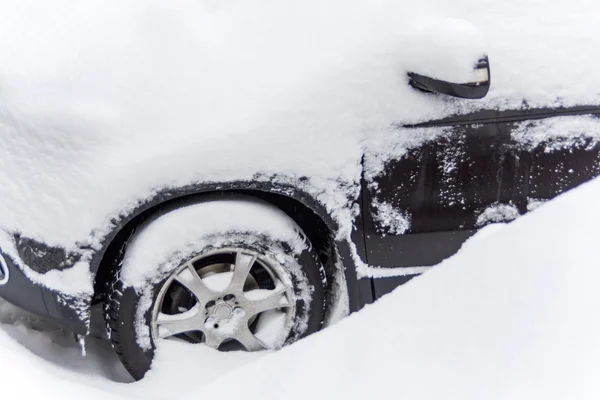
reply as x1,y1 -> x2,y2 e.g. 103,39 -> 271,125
91,182 -> 356,307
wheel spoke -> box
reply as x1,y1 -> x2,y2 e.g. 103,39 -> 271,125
245,287 -> 290,317
228,251 -> 257,293
233,326 -> 267,351
203,334 -> 223,349
156,305 -> 203,339
174,262 -> 216,304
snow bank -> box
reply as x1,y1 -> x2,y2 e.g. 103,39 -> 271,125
2,176 -> 600,398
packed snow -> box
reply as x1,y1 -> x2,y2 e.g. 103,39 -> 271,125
3,174 -> 600,399
120,199 -> 308,289
527,198 -> 547,212
475,203 -> 520,227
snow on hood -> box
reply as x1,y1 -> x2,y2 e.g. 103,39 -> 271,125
1,0 -> 600,252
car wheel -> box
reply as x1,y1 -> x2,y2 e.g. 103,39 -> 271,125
103,198 -> 327,380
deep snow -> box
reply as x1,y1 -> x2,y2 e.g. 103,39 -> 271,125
2,175 -> 600,399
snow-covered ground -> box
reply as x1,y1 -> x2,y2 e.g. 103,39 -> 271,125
2,176 -> 599,399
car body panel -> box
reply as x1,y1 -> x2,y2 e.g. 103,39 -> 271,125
363,107 -> 600,278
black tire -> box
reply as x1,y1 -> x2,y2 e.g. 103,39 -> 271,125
104,199 -> 327,380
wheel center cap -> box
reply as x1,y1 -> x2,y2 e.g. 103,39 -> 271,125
213,303 -> 233,320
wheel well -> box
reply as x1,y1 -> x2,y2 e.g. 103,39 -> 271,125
93,190 -> 337,302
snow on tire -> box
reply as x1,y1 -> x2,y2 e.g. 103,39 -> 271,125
104,198 -> 327,380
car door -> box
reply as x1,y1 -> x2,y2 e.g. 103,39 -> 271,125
362,107 -> 600,298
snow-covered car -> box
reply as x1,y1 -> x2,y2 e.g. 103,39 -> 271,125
1,1 -> 599,380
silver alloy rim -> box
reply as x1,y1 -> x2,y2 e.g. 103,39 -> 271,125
151,248 -> 294,351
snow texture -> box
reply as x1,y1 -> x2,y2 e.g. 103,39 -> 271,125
371,200 -> 411,235
511,115 -> 600,152
120,199 -> 308,288
527,198 -> 547,212
0,230 -> 93,296
323,254 -> 350,326
359,264 -> 432,278
476,202 -> 520,227
2,174 -> 600,399
363,126 -> 452,181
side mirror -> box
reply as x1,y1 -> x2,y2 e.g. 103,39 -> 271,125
408,56 -> 490,99
405,18 -> 491,99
